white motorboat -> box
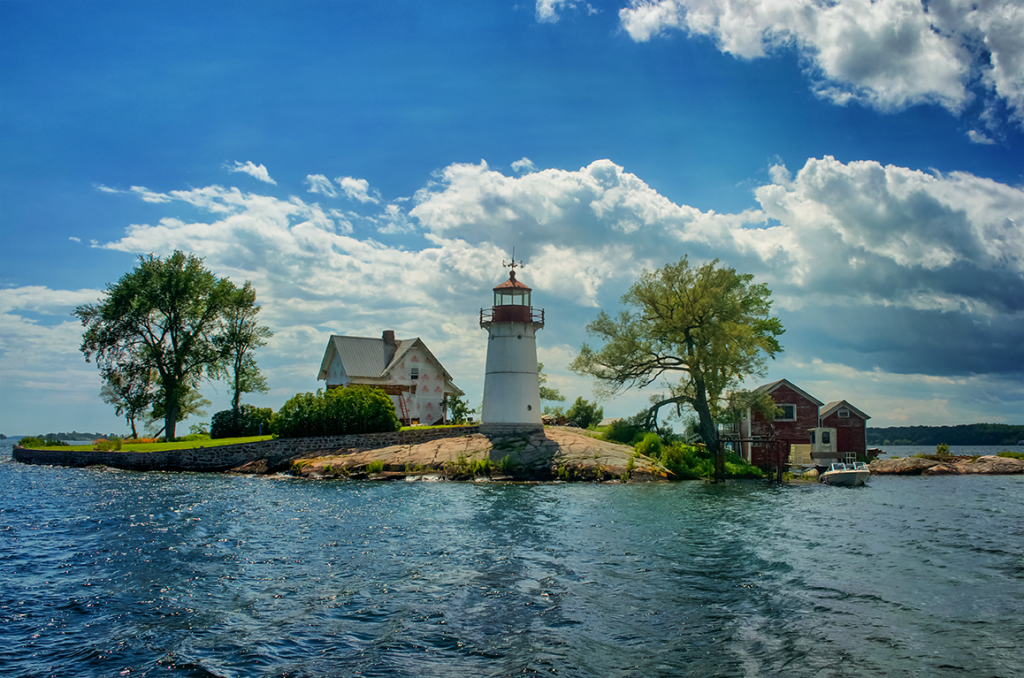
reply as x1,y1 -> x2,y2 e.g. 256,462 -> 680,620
820,461 -> 870,486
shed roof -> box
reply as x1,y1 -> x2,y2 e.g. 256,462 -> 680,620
754,378 -> 824,406
820,400 -> 870,420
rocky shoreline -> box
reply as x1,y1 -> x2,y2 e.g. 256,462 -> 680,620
237,427 -> 670,482
868,455 -> 1024,475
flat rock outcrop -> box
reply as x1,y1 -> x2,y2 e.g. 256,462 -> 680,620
871,455 -> 1024,476
281,427 -> 669,482
950,455 -> 1024,475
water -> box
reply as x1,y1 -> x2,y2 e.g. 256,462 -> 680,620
2,442 -> 1022,677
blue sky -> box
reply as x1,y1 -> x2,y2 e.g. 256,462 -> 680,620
1,0 -> 1022,436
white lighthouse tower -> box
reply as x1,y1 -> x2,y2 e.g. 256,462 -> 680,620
479,258 -> 545,434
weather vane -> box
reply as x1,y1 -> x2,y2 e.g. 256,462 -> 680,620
502,247 -> 524,274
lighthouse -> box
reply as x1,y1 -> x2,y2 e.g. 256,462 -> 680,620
479,259 -> 545,434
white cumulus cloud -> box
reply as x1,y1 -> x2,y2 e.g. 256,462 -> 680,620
305,174 -> 338,197
226,161 -> 277,185
619,0 -> 1024,126
337,176 -> 381,204
967,129 -> 996,145
511,157 -> 539,173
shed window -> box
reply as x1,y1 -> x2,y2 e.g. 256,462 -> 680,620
838,409 -> 849,418
776,404 -> 797,421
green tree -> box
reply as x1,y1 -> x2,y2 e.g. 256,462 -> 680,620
565,396 -> 604,429
74,251 -> 239,440
570,257 -> 783,482
445,393 -> 474,424
99,365 -> 155,439
538,362 -> 565,405
214,281 -> 273,420
147,385 -> 212,438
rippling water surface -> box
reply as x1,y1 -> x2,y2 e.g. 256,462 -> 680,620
2,446 -> 1022,677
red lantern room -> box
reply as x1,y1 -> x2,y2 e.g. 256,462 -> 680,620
480,269 -> 545,328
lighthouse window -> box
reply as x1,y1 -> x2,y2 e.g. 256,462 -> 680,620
494,291 -> 531,306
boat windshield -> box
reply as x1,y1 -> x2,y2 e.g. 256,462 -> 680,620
830,463 -> 846,471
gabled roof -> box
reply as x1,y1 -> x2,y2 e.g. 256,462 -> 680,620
754,378 -> 824,406
317,334 -> 463,395
318,335 -> 396,380
820,400 -> 870,420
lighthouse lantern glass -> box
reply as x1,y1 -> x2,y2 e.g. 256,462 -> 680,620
495,291 -> 530,307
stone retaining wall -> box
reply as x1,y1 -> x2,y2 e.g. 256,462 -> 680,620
12,425 -> 481,472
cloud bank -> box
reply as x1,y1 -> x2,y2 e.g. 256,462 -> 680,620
617,0 -> 1024,127
4,157 -> 1020,427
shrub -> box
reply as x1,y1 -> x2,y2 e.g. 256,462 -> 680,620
659,442 -> 713,480
622,453 -> 637,481
565,396 -> 603,430
634,432 -> 663,458
997,451 -> 1024,460
446,454 -> 472,477
725,460 -> 763,479
473,458 -> 492,476
495,454 -> 516,474
274,386 -> 400,438
936,442 -> 950,456
179,433 -> 211,442
211,404 -> 274,439
94,438 -> 123,451
603,418 -> 644,444
366,460 -> 385,473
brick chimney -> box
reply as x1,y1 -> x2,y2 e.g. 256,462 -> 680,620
382,330 -> 397,358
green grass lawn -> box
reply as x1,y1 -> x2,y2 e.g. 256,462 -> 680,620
56,435 -> 276,452
31,424 -> 477,453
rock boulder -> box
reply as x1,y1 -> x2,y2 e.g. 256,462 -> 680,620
869,457 -> 940,475
956,455 -> 1024,475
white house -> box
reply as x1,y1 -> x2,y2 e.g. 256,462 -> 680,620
317,330 -> 463,426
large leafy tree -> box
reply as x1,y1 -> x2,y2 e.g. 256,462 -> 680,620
538,362 -> 565,407
99,365 -> 155,439
215,281 -> 273,418
75,251 -> 241,440
570,257 -> 784,481
147,385 -> 212,438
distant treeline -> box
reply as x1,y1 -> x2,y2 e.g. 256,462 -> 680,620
867,424 -> 1024,447
32,432 -> 118,442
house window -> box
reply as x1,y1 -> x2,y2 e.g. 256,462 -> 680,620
410,368 -> 419,381
838,409 -> 849,418
776,404 -> 797,421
